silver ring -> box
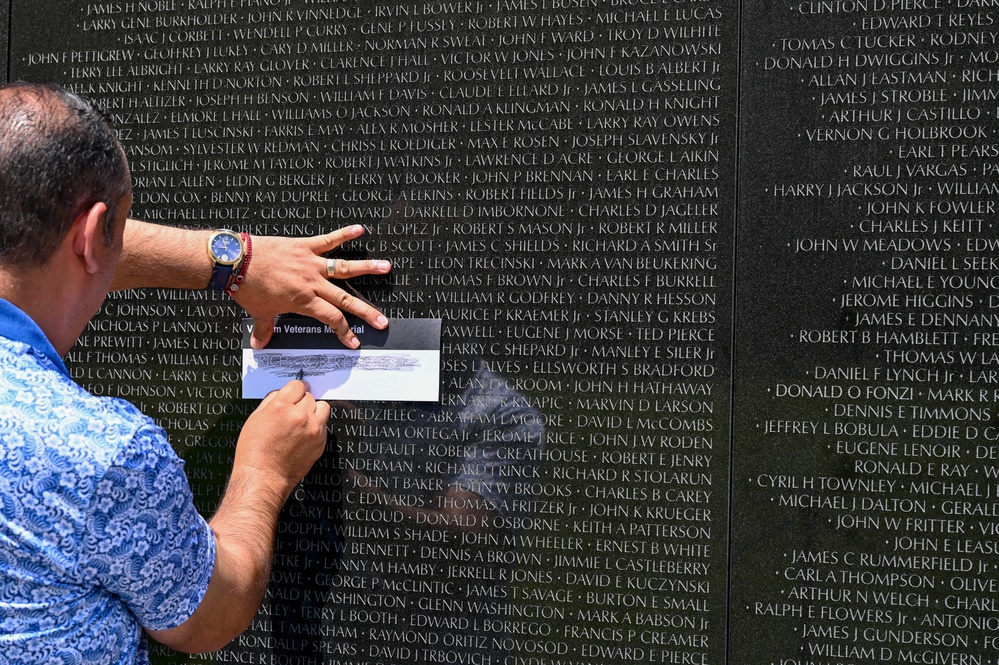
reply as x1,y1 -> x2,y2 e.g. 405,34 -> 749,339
326,258 -> 337,279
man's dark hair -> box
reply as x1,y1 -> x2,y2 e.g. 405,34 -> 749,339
0,82 -> 131,266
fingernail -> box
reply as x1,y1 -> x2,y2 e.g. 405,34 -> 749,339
375,315 -> 388,327
375,260 -> 392,271
348,337 -> 361,349
349,225 -> 364,234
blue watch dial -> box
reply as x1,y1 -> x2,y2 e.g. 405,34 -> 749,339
211,233 -> 242,263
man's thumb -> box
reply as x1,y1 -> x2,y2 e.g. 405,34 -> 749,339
250,318 -> 275,349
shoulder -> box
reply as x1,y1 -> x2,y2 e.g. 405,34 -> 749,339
0,345 -> 167,482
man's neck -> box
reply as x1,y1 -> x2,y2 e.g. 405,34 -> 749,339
0,263 -> 87,358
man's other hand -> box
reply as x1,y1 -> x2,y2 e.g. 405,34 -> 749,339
234,225 -> 391,350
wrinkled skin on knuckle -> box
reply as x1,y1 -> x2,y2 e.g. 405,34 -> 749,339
333,291 -> 354,311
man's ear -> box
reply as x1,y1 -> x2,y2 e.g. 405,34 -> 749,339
72,202 -> 108,275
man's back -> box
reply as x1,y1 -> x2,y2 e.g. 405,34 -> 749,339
0,302 -> 214,664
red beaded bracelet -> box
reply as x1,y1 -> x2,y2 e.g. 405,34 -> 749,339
224,233 -> 252,296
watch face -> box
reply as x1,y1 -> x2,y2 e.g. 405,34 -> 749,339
210,232 -> 243,264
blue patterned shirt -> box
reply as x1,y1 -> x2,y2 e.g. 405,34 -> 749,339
0,300 -> 215,664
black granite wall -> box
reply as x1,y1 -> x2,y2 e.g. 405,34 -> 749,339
1,3 -> 9,78
6,1 -> 999,664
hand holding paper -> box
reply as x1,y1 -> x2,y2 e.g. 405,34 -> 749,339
242,316 -> 442,402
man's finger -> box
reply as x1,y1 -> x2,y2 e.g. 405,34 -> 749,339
314,282 -> 389,331
277,377 -> 308,402
249,317 -> 276,350
327,257 -> 392,280
304,225 -> 365,254
315,400 -> 331,420
308,300 -> 360,349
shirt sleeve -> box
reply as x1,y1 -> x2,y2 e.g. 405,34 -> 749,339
76,425 -> 216,631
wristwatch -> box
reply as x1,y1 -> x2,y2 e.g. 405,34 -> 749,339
206,229 -> 246,291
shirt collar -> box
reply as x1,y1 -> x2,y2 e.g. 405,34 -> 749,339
0,299 -> 70,378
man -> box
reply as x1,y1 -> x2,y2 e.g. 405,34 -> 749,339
0,81 -> 389,661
